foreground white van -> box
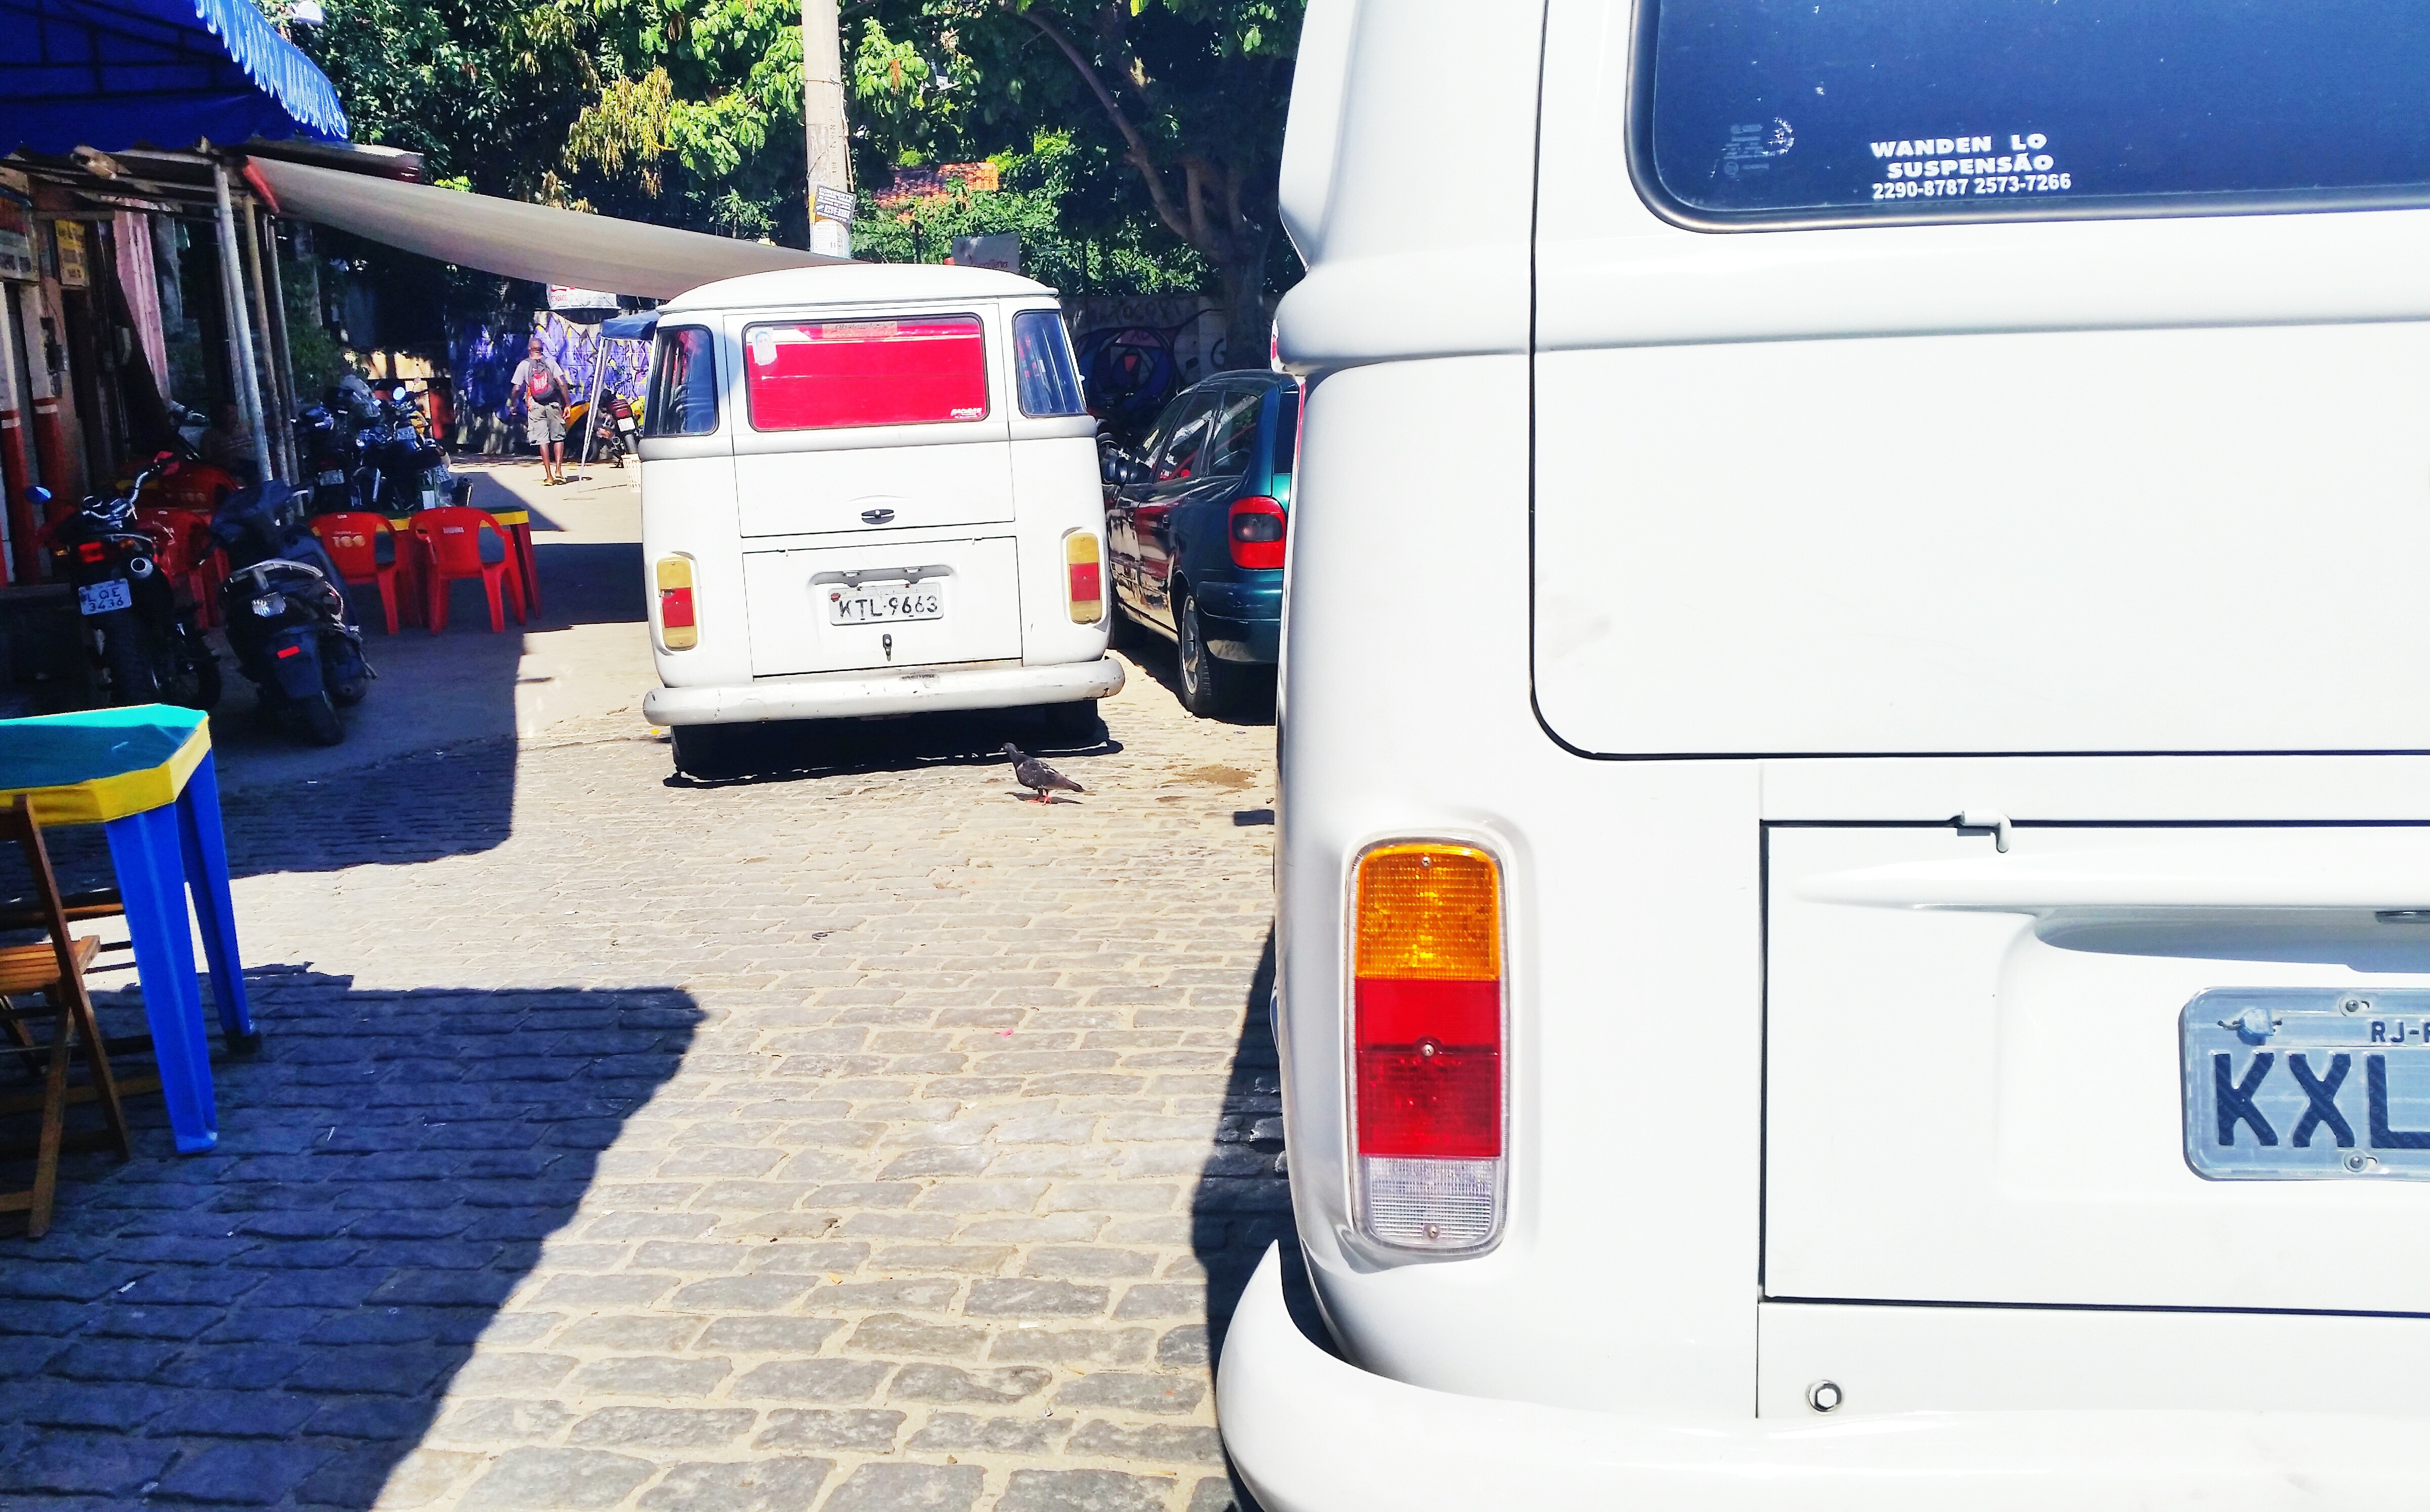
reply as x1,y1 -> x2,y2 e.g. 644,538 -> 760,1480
1222,1 -> 2430,1506
635,265 -> 1120,774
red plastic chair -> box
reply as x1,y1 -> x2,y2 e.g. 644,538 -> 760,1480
409,507 -> 525,634
133,509 -> 220,627
310,513 -> 402,636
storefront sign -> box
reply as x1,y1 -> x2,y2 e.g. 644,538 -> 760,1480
0,192 -> 32,282
51,221 -> 87,288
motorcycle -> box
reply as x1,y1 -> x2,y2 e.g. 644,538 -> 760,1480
294,401 -> 356,514
208,479 -> 374,746
564,387 -> 640,467
29,457 -> 221,710
351,384 -> 468,517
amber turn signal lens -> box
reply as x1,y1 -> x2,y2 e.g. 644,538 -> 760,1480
1354,845 -> 1500,981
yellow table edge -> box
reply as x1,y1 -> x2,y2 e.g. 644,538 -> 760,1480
0,719 -> 212,827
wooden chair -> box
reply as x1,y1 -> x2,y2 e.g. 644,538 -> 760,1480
0,798 -> 131,1236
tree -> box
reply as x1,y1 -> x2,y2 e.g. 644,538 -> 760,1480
853,1 -> 1304,353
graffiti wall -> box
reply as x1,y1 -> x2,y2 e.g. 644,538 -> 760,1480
450,312 -> 652,455
1061,296 -> 1232,441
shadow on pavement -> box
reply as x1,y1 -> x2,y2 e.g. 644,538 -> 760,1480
666,706 -> 1124,789
1192,927 -> 1314,1512
1109,620 -> 1278,729
0,969 -> 696,1508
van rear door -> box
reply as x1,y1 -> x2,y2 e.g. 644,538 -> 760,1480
727,309 -> 1016,539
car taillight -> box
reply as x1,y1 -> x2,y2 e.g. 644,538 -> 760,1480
1352,842 -> 1505,1252
1064,531 -> 1104,624
655,555 -> 697,650
1228,496 -> 1285,570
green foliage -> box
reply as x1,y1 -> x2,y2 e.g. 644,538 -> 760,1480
281,259 -> 351,399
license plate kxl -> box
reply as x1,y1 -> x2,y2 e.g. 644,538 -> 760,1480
2183,988 -> 2430,1179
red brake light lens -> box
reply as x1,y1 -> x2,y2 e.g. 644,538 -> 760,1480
78,541 -> 106,563
1228,496 -> 1286,570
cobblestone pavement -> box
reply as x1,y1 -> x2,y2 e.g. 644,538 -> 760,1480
0,648 -> 1286,1511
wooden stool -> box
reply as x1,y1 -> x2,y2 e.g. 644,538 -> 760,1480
0,797 -> 131,1236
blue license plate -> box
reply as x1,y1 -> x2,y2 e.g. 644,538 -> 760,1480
2184,988 -> 2430,1180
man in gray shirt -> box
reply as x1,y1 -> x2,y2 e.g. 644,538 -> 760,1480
510,336 -> 574,486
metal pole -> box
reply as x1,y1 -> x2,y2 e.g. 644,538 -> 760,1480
802,0 -> 851,256
259,214 -> 300,477
236,197 -> 287,480
210,161 -> 272,483
575,332 -> 604,475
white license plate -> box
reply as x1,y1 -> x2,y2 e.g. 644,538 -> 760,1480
2184,988 -> 2430,1179
616,418 -> 637,433
828,584 -> 944,625
421,488 -> 441,511
77,578 -> 132,616
319,470 -> 346,486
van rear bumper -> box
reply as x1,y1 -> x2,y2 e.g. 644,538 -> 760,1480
1217,1245 -> 2430,1512
644,657 -> 1123,726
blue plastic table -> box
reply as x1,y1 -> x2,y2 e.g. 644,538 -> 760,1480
0,706 -> 255,1153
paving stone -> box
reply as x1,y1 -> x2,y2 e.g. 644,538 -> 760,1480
0,1433 -> 177,1496
567,1355 -> 734,1397
1157,1325 -> 1212,1367
989,1328 -> 1157,1366
846,1312 -> 988,1359
1187,1476 -> 1251,1512
730,1358 -> 893,1402
1054,1371 -> 1207,1414
996,1469 -> 1179,1512
753,1408 -> 905,1452
636,1457 -> 835,1511
551,1314 -> 707,1352
819,1461 -> 985,1512
694,1317 -> 844,1354
1067,1420 -> 1229,1464
966,1278 -> 1112,1318
908,1411 -> 1071,1453
889,1362 -> 1054,1403
459,1446 -> 658,1510
566,1405 -> 760,1448
153,1441 -> 331,1506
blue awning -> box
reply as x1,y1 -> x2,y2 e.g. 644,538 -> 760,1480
599,312 -> 659,342
1,0 -> 348,156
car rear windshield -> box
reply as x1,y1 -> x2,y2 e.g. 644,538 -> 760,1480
643,326 -> 719,437
1636,0 -> 2430,227
743,315 -> 988,431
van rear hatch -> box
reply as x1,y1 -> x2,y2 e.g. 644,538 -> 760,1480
743,537 -> 1022,677
1766,823 -> 2430,1314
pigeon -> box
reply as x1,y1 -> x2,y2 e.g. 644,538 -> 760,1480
1003,743 -> 1084,803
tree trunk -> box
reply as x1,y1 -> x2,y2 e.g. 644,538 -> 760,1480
1217,231 -> 1273,372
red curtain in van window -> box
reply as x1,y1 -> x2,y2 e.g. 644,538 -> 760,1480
744,317 -> 989,430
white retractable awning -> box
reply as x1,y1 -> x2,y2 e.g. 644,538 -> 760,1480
246,156 -> 845,300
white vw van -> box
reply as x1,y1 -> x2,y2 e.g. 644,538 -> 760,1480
634,265 -> 1120,775
1223,0 -> 2430,1507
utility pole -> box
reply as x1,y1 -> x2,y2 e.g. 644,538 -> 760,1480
803,0 -> 853,256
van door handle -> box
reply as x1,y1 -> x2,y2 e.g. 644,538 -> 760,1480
861,508 -> 896,525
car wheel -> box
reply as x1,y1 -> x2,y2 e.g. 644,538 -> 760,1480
672,725 -> 744,779
1177,591 -> 1237,720
1041,699 -> 1100,744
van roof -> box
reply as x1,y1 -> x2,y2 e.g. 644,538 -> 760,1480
663,262 -> 1053,313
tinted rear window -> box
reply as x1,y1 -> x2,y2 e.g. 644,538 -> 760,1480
644,326 -> 719,437
743,316 -> 987,431
1272,389 -> 1298,479
1638,0 -> 2430,227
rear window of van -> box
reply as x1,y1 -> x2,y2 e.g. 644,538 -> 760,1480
743,316 -> 988,430
1637,0 -> 2430,227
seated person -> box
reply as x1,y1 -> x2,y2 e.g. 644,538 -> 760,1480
196,402 -> 258,483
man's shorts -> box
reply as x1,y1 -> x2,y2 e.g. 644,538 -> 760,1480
527,402 -> 566,446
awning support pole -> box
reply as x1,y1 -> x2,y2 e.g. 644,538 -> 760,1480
211,161 -> 273,484
575,331 -> 604,474
236,196 -> 288,480
259,214 -> 300,475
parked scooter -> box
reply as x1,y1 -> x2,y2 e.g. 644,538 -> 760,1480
28,456 -> 221,709
564,387 -> 640,467
208,480 -> 373,746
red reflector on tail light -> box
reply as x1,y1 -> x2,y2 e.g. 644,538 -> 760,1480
1228,496 -> 1285,570
275,644 -> 303,659
78,541 -> 106,563
1069,562 -> 1101,601
660,586 -> 695,629
1351,843 -> 1506,1251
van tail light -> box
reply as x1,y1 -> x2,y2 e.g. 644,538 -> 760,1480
654,555 -> 698,651
1064,531 -> 1104,624
1352,842 -> 1504,1251
1228,496 -> 1286,570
